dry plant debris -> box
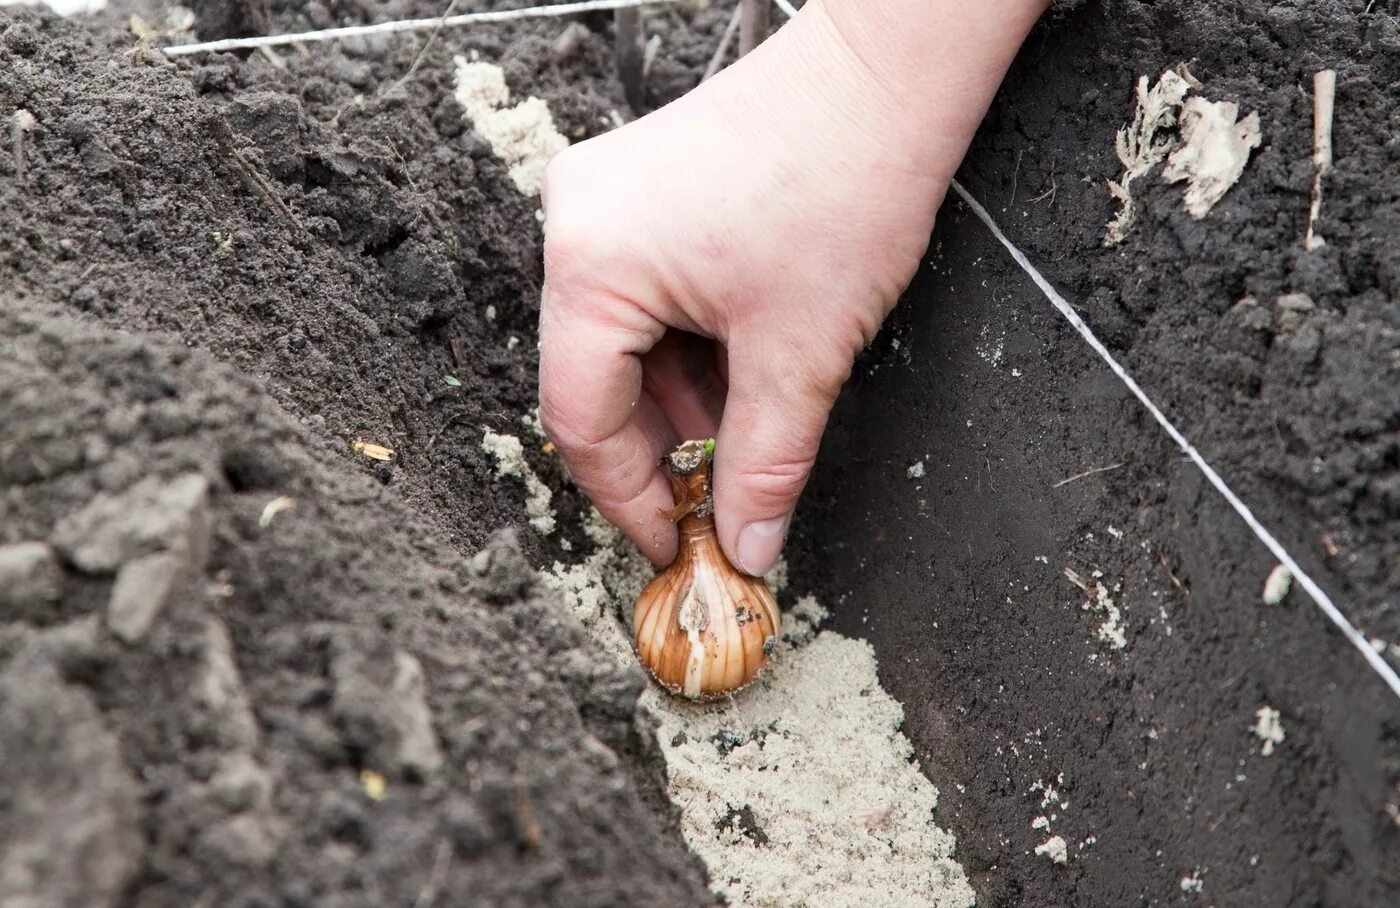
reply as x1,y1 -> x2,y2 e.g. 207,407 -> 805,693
1104,67 -> 1195,244
1104,64 -> 1260,243
1161,96 -> 1262,218
1304,69 -> 1336,250
350,440 -> 395,461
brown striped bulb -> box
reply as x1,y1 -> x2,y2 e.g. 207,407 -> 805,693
633,440 -> 781,700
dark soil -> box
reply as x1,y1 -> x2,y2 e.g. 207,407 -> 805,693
800,0 -> 1400,904
1,2 -> 720,905
2,0 -> 1397,906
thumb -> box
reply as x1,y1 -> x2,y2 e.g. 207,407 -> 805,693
712,333 -> 849,577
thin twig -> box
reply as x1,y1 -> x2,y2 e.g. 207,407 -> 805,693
1157,551 -> 1188,595
330,0 -> 461,127
384,0 -> 462,101
162,0 -> 685,56
256,45 -> 287,69
1008,148 -> 1024,205
228,150 -> 300,230
1304,69 -> 1335,251
738,0 -> 769,56
411,840 -> 452,908
1052,461 -> 1126,488
642,33 -> 663,81
1030,168 -> 1058,205
702,3 -> 743,82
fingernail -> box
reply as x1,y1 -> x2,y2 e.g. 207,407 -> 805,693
737,515 -> 791,577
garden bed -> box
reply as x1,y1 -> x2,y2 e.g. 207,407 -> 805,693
1,0 -> 1397,905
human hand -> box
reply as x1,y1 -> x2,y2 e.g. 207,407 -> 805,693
539,0 -> 1045,573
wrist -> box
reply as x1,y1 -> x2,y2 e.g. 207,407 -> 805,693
794,0 -> 1049,182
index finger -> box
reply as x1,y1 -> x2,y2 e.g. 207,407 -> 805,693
538,283 -> 679,565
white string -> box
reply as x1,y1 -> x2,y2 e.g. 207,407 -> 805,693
162,0 -> 685,56
781,0 -> 1398,701
949,179 -> 1400,701
773,0 -> 800,18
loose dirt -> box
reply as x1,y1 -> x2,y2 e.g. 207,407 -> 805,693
3,1 -> 1398,906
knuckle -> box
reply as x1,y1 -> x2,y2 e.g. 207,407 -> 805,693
736,456 -> 814,508
793,347 -> 853,401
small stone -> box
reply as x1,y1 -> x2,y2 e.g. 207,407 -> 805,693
52,473 -> 210,574
466,529 -> 534,604
107,552 -> 185,643
196,813 -> 279,869
0,542 -> 63,612
331,642 -> 443,778
1274,292 -> 1315,333
0,654 -> 143,906
446,798 -> 492,855
194,617 -> 260,751
390,651 -> 443,777
208,753 -> 274,815
1282,323 -> 1322,364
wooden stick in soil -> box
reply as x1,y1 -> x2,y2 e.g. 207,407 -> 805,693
1304,69 -> 1336,251
739,0 -> 769,56
615,7 -> 646,111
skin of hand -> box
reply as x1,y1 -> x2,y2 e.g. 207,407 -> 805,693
539,0 -> 1049,574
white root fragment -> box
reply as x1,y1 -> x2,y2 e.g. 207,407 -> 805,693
1161,96 -> 1262,218
1304,69 -> 1336,251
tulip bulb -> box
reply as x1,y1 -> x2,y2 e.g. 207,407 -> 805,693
633,440 -> 781,700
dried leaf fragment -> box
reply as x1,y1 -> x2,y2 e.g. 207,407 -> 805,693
129,15 -> 159,40
1103,68 -> 1194,245
351,440 -> 395,462
1161,96 -> 1261,218
360,768 -> 387,801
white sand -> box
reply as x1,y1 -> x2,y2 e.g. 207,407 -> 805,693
452,56 -> 567,196
1251,706 -> 1285,757
542,509 -> 974,907
480,429 -> 555,534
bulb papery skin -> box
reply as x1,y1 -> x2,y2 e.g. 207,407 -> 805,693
633,443 -> 780,700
